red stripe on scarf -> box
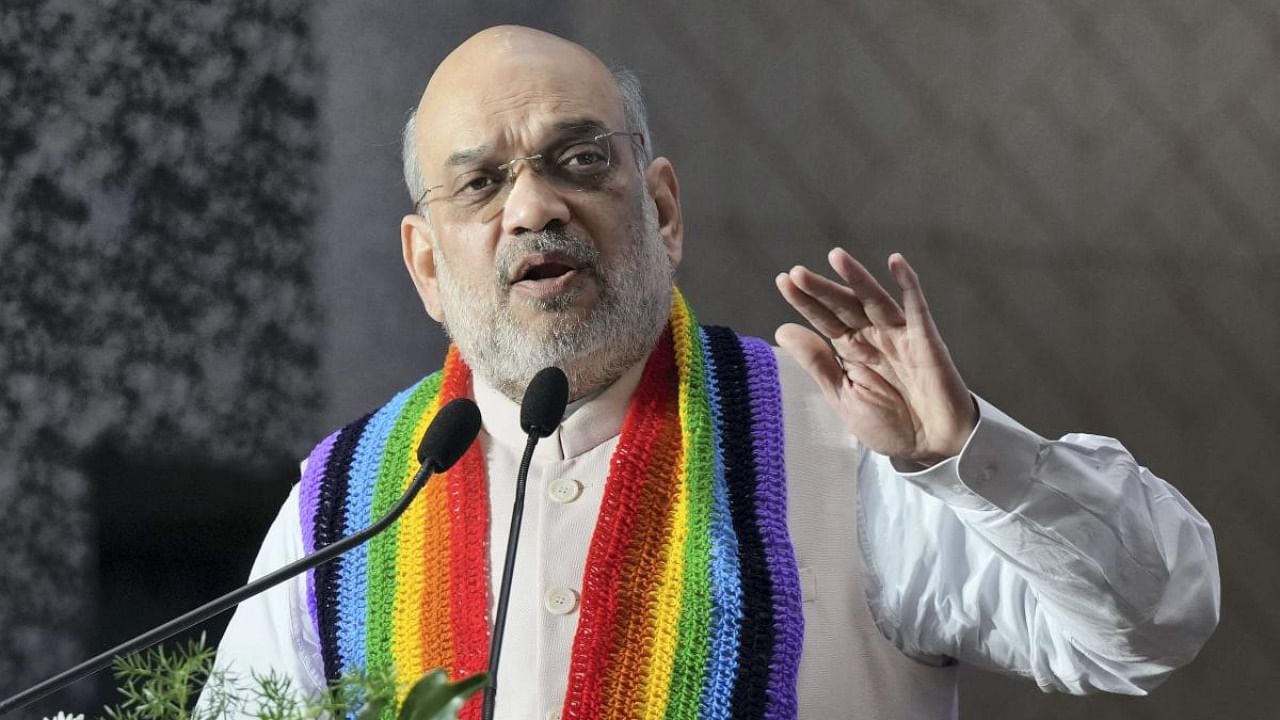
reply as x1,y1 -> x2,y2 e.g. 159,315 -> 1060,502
563,330 -> 679,720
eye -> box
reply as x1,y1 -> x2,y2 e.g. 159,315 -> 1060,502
453,172 -> 500,198
557,142 -> 609,174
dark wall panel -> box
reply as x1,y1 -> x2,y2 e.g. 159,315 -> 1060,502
0,0 -> 323,712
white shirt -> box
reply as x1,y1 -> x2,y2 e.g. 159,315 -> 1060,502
209,349 -> 1219,718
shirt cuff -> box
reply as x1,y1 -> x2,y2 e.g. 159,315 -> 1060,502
890,395 -> 1046,512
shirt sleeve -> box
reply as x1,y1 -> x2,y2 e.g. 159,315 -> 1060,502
857,395 -> 1220,695
198,482 -> 326,714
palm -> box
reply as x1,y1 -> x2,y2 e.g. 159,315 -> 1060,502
775,250 -> 975,464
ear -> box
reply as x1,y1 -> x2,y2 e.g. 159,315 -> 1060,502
401,213 -> 447,322
644,157 -> 683,268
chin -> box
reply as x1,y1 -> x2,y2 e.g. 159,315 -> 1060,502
510,294 -> 599,327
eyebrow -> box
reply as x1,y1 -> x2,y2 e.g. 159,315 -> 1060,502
552,117 -> 608,134
442,118 -> 610,168
445,146 -> 493,168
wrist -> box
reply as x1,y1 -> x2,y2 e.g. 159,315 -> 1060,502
912,393 -> 979,467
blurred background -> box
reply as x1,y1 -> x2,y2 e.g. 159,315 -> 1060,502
1,0 -> 1275,717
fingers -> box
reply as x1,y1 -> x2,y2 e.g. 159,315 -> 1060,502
827,248 -> 906,327
838,354 -> 901,404
888,253 -> 933,329
834,330 -> 883,365
776,323 -> 900,406
786,265 -> 871,330
778,248 -> 936,343
768,260 -> 870,333
775,272 -> 856,339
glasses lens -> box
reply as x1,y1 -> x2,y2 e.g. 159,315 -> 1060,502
428,132 -> 633,220
552,137 -> 614,184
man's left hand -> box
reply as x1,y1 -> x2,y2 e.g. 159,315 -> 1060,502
775,248 -> 976,466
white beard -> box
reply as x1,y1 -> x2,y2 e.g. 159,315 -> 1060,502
432,198 -> 672,401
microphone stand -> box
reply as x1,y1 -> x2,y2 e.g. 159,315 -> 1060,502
0,398 -> 482,717
483,366 -> 566,720
0,464 -> 436,717
482,432 -> 539,720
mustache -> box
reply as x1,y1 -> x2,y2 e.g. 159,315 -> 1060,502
495,227 -> 601,285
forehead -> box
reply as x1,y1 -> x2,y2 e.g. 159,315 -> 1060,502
418,51 -> 624,168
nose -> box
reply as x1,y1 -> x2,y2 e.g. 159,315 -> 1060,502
500,162 -> 572,235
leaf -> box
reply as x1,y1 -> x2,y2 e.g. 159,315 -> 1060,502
354,694 -> 393,720
397,669 -> 488,720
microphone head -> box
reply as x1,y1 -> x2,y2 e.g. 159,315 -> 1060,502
520,366 -> 569,438
417,398 -> 482,472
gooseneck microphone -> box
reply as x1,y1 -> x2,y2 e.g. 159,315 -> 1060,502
483,367 -> 569,720
0,398 -> 482,718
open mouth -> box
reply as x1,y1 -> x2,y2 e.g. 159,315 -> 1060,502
518,260 -> 577,282
509,252 -> 585,297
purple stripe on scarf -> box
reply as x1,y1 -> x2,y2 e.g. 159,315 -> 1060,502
299,431 -> 339,640
742,337 -> 803,720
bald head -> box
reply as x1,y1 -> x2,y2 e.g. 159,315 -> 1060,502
423,26 -> 612,118
402,26 -> 650,207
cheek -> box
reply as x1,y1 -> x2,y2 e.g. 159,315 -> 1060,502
437,225 -> 499,277
578,187 -> 646,251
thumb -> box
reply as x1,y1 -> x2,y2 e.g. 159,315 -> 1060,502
775,323 -> 844,405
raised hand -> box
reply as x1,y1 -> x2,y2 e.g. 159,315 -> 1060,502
775,248 -> 976,465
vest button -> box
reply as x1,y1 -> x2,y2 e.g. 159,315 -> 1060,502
543,587 -> 579,615
548,478 -> 583,503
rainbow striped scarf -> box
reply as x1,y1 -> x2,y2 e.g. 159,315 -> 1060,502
300,292 -> 804,719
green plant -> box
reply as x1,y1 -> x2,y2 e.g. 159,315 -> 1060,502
90,637 -> 485,720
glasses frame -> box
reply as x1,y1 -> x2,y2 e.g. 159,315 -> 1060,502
414,130 -> 646,214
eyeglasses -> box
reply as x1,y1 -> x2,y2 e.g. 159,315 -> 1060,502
416,130 -> 645,221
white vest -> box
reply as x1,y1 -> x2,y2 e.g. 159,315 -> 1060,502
777,351 -> 958,718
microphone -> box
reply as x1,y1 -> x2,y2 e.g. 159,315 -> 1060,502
520,365 -> 570,438
420,398 -> 484,471
483,367 -> 569,720
0,398 -> 482,718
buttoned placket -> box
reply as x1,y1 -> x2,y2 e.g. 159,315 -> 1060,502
533,443 -> 598,718
474,361 -> 644,719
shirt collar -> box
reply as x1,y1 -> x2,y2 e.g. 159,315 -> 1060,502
472,359 -> 647,461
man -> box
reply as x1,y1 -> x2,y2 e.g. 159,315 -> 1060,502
210,26 -> 1218,719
